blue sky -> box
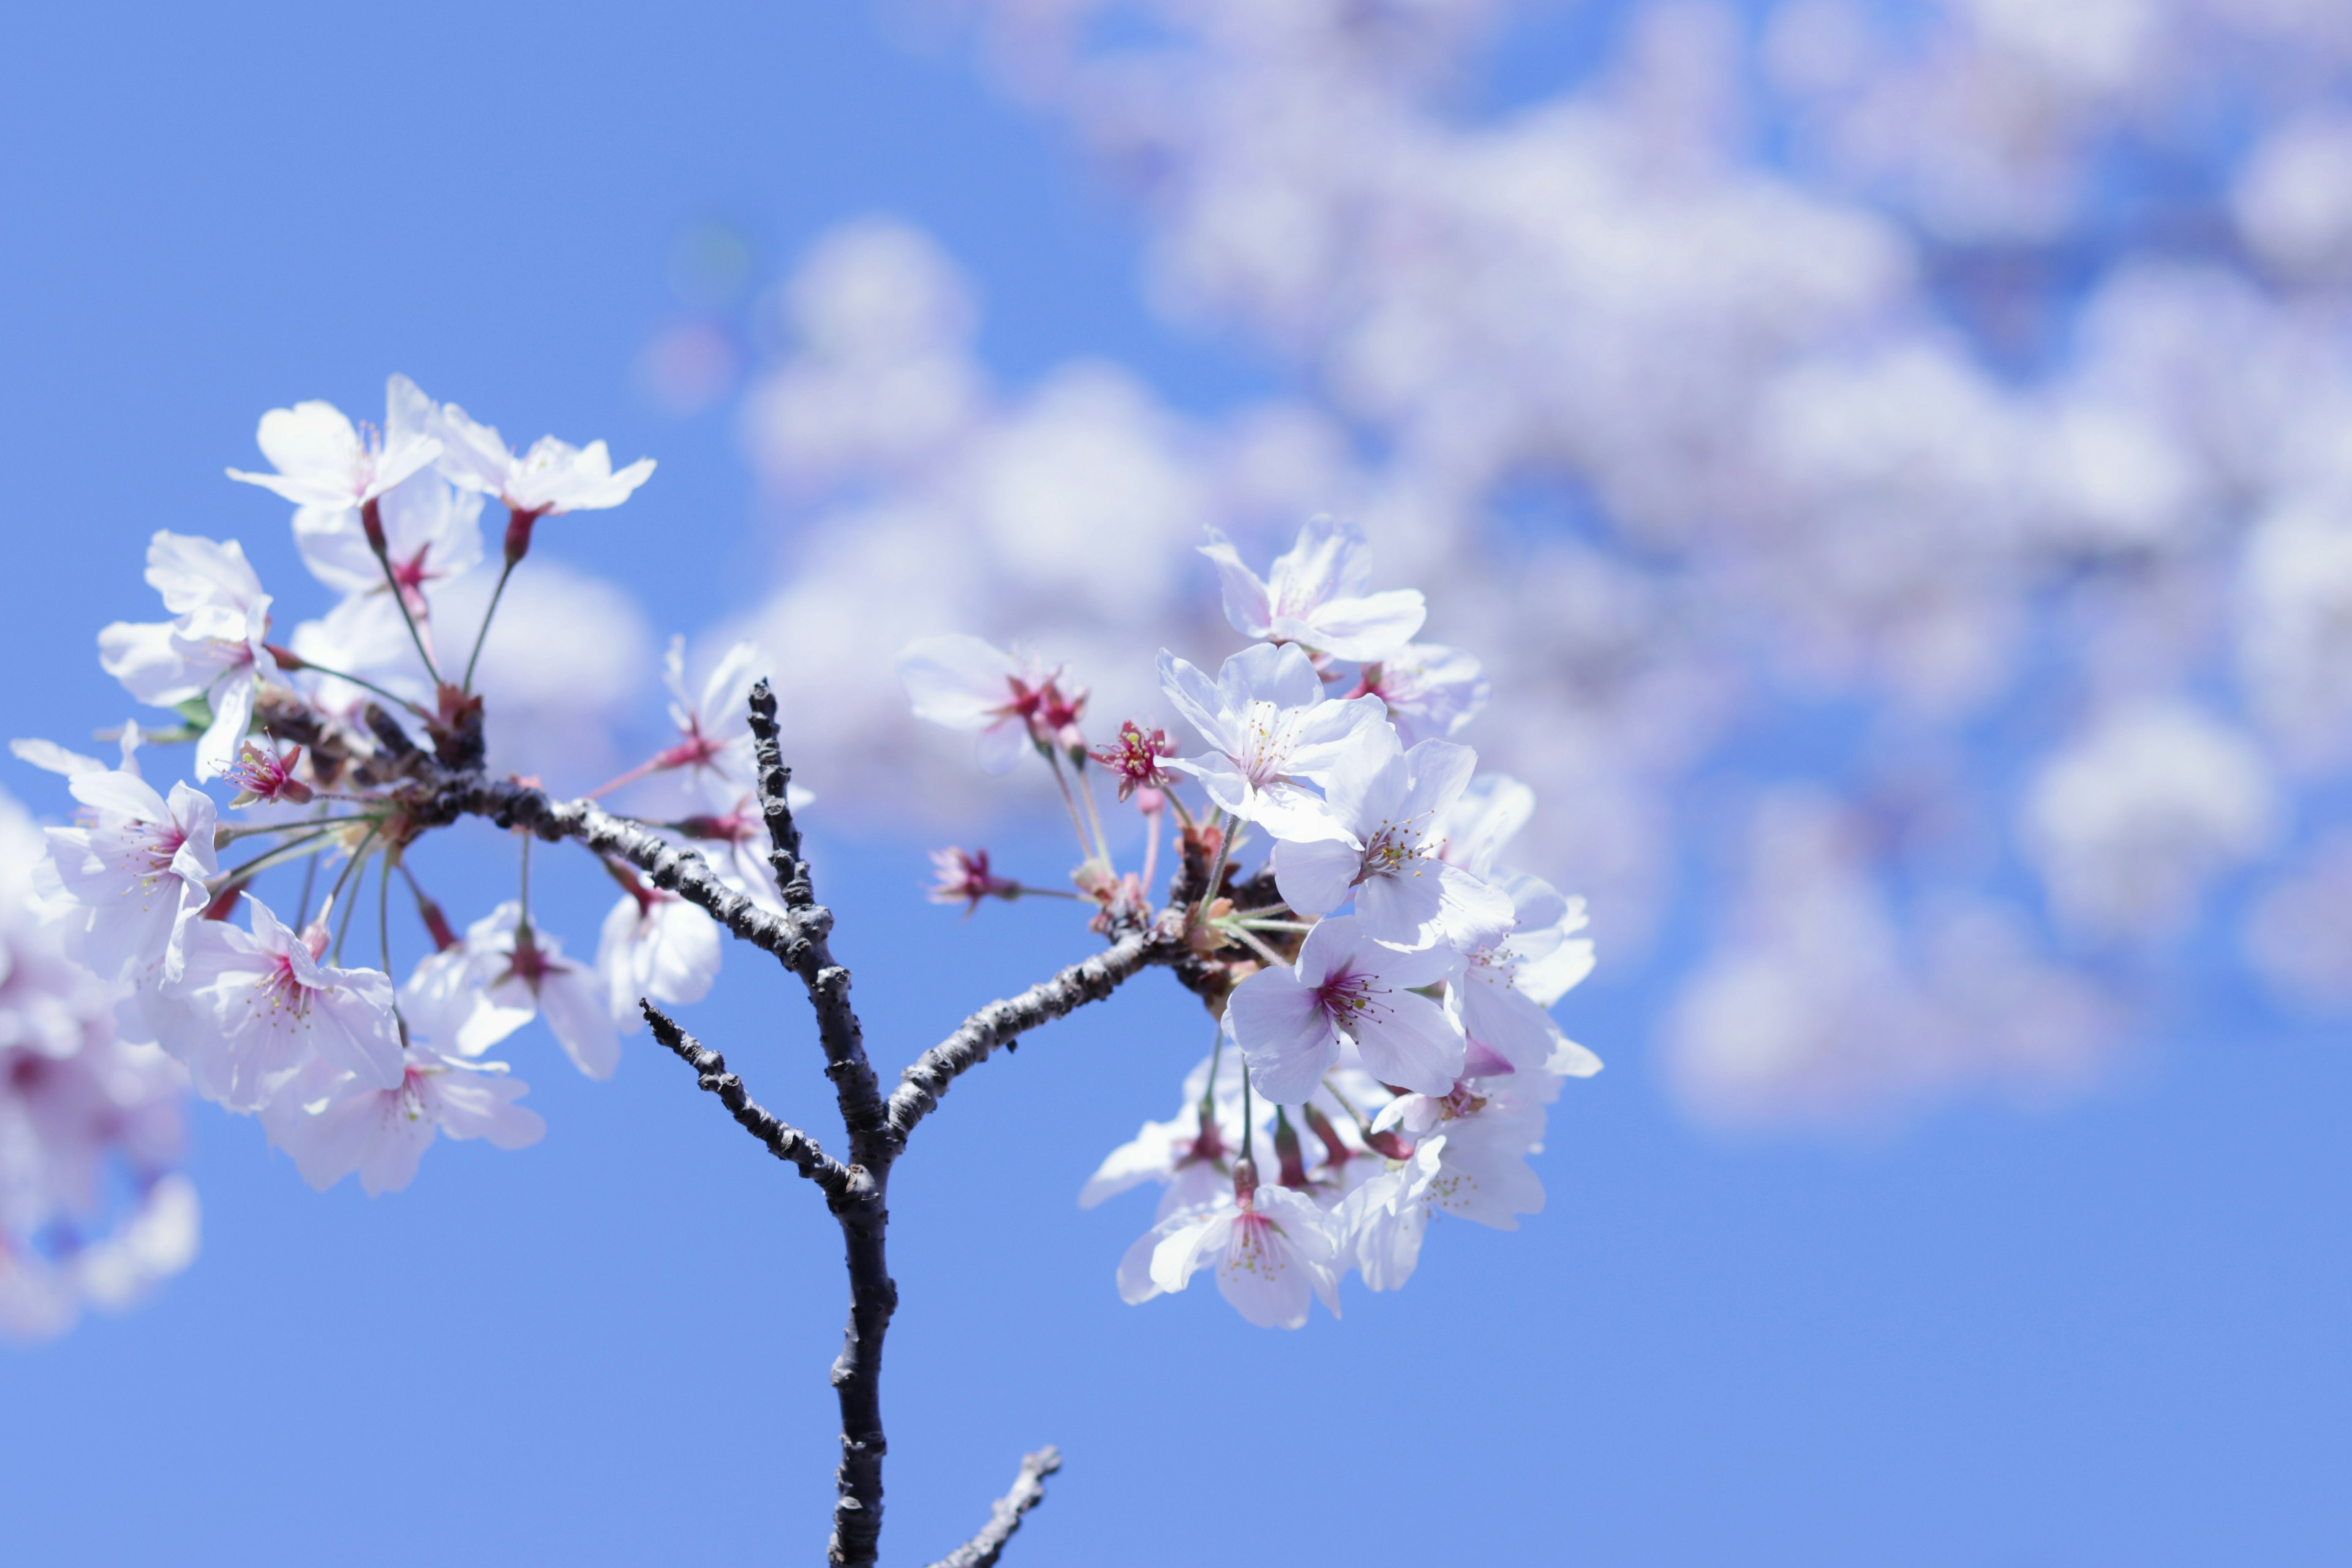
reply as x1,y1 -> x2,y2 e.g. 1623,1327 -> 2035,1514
2,4 -> 2348,1564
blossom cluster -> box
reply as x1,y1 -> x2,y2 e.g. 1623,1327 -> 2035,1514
679,0 -> 2352,1128
4,377 -> 785,1337
901,518 -> 1597,1327
0,777 -> 196,1340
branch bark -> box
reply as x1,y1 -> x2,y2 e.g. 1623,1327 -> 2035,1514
428,692 -> 1170,1567
641,1003 -> 851,1202
888,927 -> 1177,1142
927,1448 -> 1063,1568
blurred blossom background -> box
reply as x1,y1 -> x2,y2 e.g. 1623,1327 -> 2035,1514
4,1 -> 2351,1563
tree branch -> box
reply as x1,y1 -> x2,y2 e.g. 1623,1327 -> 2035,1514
887,927 -> 1175,1143
430,775 -> 829,963
927,1448 -> 1063,1568
640,1003 -> 851,1202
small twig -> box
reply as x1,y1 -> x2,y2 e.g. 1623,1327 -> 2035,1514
641,1003 -> 853,1201
888,927 -> 1175,1142
926,1447 -> 1063,1568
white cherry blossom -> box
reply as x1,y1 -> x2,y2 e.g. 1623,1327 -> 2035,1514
1333,1135 -> 1446,1292
1353,644 -> 1488,748
1270,731 -> 1514,952
432,399 -> 655,516
171,897 -> 402,1112
292,463 -> 484,616
1156,641 -> 1387,844
398,943 -> 532,1060
1432,772 -> 1535,880
897,634 -> 1079,774
468,902 -> 620,1080
1226,915 -> 1464,1101
1371,1080 -> 1552,1232
1450,873 -> 1602,1077
1116,1179 -> 1341,1329
36,766 -> 218,985
261,1042 -> 545,1196
595,878 -> 721,1028
1199,514 -> 1426,660
96,532 -> 282,778
224,374 -> 442,511
1080,1050 -> 1267,1220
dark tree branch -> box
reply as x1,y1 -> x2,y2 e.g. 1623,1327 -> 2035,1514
641,1003 -> 851,1201
888,927 -> 1177,1142
740,680 -> 900,1568
421,692 -> 1161,1568
927,1448 -> 1063,1568
429,775 -> 829,963
744,681 -> 886,1148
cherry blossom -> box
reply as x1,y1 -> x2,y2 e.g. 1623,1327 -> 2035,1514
927,847 -> 1019,914
1199,516 -> 1425,660
223,737 -> 312,809
1450,873 -> 1602,1077
431,398 -> 656,518
655,636 -> 765,799
1156,641 -> 1387,844
595,872 -> 721,1028
1351,644 -> 1488,748
468,902 -> 620,1080
1371,1080 -> 1553,1232
171,897 -> 402,1112
897,635 -> 1082,774
1088,721 -> 1180,802
34,763 -> 219,984
290,462 -> 484,619
1270,731 -> 1514,952
260,1042 -> 545,1197
224,374 -> 442,512
1116,1175 -> 1341,1329
96,532 -> 282,778
399,942 -> 533,1060
1226,915 -> 1464,1101
1333,1135 -> 1446,1292
1080,1049 -> 1271,1219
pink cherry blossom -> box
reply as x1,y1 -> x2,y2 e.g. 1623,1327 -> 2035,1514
1199,515 -> 1426,660
1226,915 -> 1464,1101
171,898 -> 402,1112
1270,730 -> 1515,952
1156,641 -> 1387,843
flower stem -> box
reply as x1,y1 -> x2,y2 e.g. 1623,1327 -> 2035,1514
285,656 -> 435,722
327,827 -> 378,965
293,835 -> 322,929
370,540 -> 443,687
212,825 -> 344,889
1215,919 -> 1289,969
1076,755 -> 1115,876
461,557 -> 519,695
215,813 -> 375,844
1043,747 -> 1096,862
1190,810 -> 1232,927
